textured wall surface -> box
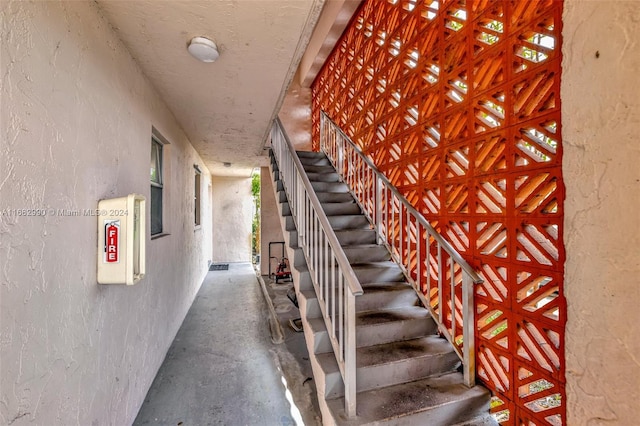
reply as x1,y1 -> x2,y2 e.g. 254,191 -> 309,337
0,1 -> 212,425
562,1 -> 640,424
279,80 -> 313,152
260,167 -> 285,276
211,176 -> 253,262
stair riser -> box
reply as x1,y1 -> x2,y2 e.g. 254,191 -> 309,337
298,157 -> 331,167
290,215 -> 367,231
285,215 -> 295,231
303,286 -> 419,315
282,201 -> 362,219
342,245 -> 390,263
326,384 -> 492,426
291,268 -> 313,292
310,315 -> 437,355
300,165 -> 336,174
328,215 -> 370,230
354,266 -> 405,283
323,352 -> 460,399
311,181 -> 349,193
335,230 -> 377,246
286,230 -> 296,248
275,180 -> 284,191
357,317 -> 437,348
306,172 -> 341,183
320,203 -> 361,216
296,151 -> 326,159
395,399 -> 492,426
299,291 -> 323,319
290,247 -> 305,268
356,288 -> 419,312
315,192 -> 355,203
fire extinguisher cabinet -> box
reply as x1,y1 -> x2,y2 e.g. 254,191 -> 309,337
97,194 -> 146,285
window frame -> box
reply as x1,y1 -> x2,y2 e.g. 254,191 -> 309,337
194,165 -> 202,227
150,135 -> 164,236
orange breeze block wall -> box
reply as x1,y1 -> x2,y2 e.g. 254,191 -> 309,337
312,1 -> 565,424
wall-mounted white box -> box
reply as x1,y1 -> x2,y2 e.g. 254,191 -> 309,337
97,194 -> 146,285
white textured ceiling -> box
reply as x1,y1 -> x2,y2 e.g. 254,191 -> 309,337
96,0 -> 322,176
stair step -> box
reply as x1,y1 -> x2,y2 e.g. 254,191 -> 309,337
352,261 -> 405,283
325,372 -> 493,426
317,335 -> 459,398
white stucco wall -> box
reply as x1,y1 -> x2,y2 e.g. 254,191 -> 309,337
211,176 -> 253,263
0,2 -> 212,425
563,1 -> 640,424
279,80 -> 313,151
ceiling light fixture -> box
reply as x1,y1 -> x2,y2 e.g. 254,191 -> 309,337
187,36 -> 219,63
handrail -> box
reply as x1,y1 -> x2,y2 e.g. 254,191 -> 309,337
270,117 -> 362,417
320,111 -> 483,387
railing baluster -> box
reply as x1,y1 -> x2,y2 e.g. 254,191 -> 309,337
345,291 -> 357,418
463,273 -> 475,387
427,230 -> 431,293
416,222 -> 421,293
438,243 -> 443,324
407,209 -> 412,271
331,253 -> 336,339
375,176 -> 382,244
399,202 -> 403,268
451,259 -> 456,343
339,271 -> 344,361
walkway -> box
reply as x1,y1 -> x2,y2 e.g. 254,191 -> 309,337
133,262 -> 318,426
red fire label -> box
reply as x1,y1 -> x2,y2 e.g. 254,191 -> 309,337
105,221 -> 120,263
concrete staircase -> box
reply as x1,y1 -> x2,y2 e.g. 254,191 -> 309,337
270,150 -> 496,426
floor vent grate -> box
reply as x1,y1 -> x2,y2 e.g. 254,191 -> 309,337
209,264 -> 229,271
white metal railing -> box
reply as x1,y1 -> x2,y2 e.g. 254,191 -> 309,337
270,117 -> 362,417
320,111 -> 483,387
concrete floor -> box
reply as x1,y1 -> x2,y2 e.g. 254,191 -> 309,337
133,262 -> 321,426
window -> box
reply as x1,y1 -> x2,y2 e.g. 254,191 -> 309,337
150,136 -> 163,235
194,166 -> 201,226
